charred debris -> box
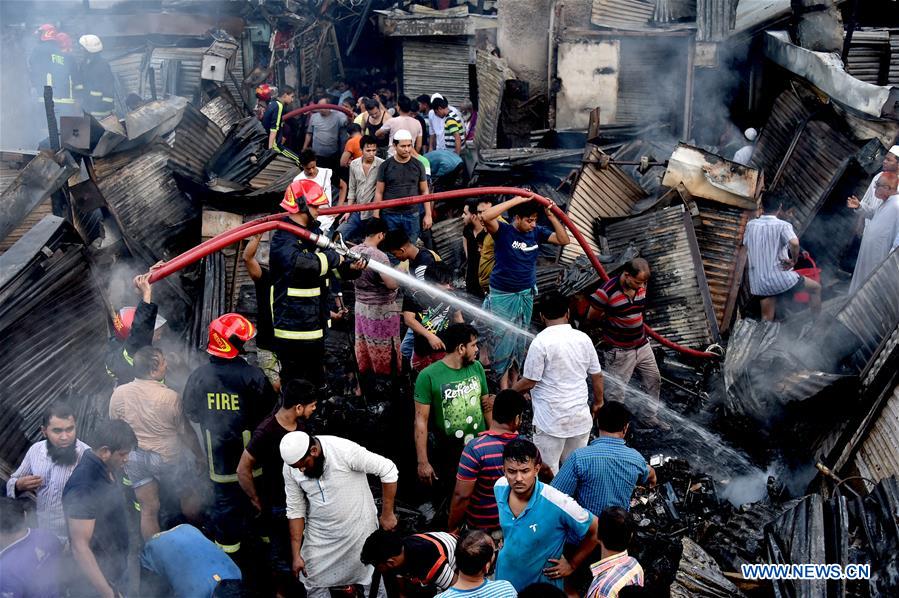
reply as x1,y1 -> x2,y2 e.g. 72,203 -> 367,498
2,1 -> 899,596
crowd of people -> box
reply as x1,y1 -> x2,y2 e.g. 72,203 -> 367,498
2,144 -> 671,597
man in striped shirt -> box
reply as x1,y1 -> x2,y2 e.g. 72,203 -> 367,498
435,530 -> 516,598
449,389 -> 527,532
742,193 -> 821,320
585,507 -> 644,598
361,529 -> 458,594
588,259 -> 662,425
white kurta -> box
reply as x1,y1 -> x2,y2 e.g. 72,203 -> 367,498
858,173 -> 881,233
283,436 -> 398,589
850,194 -> 899,294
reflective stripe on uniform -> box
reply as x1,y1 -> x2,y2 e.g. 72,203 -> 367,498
274,101 -> 283,132
216,541 -> 241,554
45,74 -> 52,86
273,328 -> 323,340
74,84 -> 84,90
205,430 -> 262,484
287,287 -> 320,298
317,252 -> 328,276
90,91 -> 102,96
102,97 -> 114,103
123,349 -> 134,366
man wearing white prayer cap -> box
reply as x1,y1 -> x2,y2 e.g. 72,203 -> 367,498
848,145 -> 899,234
280,431 -> 398,597
732,127 -> 758,166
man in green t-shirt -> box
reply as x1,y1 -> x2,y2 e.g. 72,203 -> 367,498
414,323 -> 492,501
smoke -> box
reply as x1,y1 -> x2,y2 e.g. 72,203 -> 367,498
719,460 -> 819,506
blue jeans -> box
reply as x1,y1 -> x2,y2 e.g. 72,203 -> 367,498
382,210 -> 420,245
401,329 -> 415,360
336,212 -> 367,243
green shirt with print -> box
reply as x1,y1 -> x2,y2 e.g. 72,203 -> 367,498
414,360 -> 488,443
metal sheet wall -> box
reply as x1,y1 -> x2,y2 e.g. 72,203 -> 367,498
474,50 -> 514,149
696,0 -> 738,42
749,88 -> 813,178
604,205 -> 717,349
855,383 -> 899,485
591,0 -> 655,30
0,217 -> 111,476
165,102 -> 226,184
401,37 -> 472,107
617,36 -> 690,128
846,29 -> 890,85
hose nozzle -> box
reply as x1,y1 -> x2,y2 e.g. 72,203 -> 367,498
327,233 -> 369,266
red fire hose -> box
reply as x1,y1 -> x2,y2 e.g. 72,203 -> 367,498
282,103 -> 354,122
148,187 -> 718,359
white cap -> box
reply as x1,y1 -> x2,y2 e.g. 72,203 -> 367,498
280,431 -> 310,465
744,128 -> 758,142
430,93 -> 444,102
888,145 -> 899,158
394,129 -> 413,142
79,34 -> 103,53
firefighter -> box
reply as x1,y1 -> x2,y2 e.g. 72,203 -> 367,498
181,313 -> 277,569
74,34 -> 116,119
106,272 -> 166,386
269,179 -> 365,388
29,24 -> 76,115
262,86 -> 300,165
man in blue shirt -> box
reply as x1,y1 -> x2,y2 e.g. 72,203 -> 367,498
552,402 -> 656,516
140,524 -> 242,597
480,196 -> 570,389
493,438 -> 597,592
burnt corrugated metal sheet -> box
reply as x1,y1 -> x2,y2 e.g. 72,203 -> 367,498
694,200 -> 751,332
890,30 -> 899,84
604,205 -> 718,349
654,0 -> 696,24
0,151 -> 36,193
248,154 -> 300,191
855,383 -> 899,485
590,0 -> 654,30
617,36 -> 690,127
749,88 -> 813,177
612,139 -> 675,196
765,494 -> 829,598
696,0 -> 738,42
846,29 -> 891,85
401,37 -> 472,107
560,145 -> 646,265
431,216 -> 464,273
0,216 -> 111,476
164,102 -> 225,184
670,537 -> 746,598
0,150 -> 78,243
474,50 -> 514,149
770,119 -> 858,234
835,250 -> 899,370
200,95 -> 244,135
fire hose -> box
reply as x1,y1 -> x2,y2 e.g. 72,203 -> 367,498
147,187 -> 719,359
281,103 -> 354,122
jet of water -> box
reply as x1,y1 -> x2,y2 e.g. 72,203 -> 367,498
366,259 -> 535,340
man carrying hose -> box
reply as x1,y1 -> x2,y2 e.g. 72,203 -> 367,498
479,196 -> 570,390
269,180 -> 365,388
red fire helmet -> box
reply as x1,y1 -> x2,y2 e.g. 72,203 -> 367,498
280,179 -> 328,214
36,23 -> 57,41
113,307 -> 166,341
207,313 -> 256,359
255,83 -> 274,101
55,32 -> 73,53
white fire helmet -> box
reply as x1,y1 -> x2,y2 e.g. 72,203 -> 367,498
78,34 -> 103,54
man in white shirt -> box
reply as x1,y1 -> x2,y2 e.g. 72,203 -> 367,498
281,431 -> 398,598
427,93 -> 463,152
732,127 -> 757,166
293,149 -> 347,234
849,145 -> 899,233
512,292 -> 603,474
847,172 -> 899,294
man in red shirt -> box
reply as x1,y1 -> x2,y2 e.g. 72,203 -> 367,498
448,389 -> 526,533
588,258 -> 663,427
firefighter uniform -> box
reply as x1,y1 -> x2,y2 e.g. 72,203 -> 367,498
182,356 -> 277,559
269,217 -> 357,387
262,99 -> 300,165
74,55 -> 116,119
29,40 -> 75,111
105,301 -> 158,386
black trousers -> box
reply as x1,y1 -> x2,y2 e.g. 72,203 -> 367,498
275,338 -> 326,388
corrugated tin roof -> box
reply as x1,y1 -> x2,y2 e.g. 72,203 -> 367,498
749,88 -> 814,176
696,0 -> 738,42
0,151 -> 36,194
590,0 -> 655,30
693,200 -> 752,332
474,50 -> 515,150
654,0 -> 696,23
200,95 -> 244,135
431,215 -> 464,273
855,383 -> 899,485
401,37 -> 472,107
616,36 -> 690,127
846,29 -> 892,85
247,154 -> 300,193
560,145 -> 646,265
0,150 -> 79,243
604,204 -> 718,349
836,250 -> 899,371
164,102 -> 225,184
0,216 -> 111,476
